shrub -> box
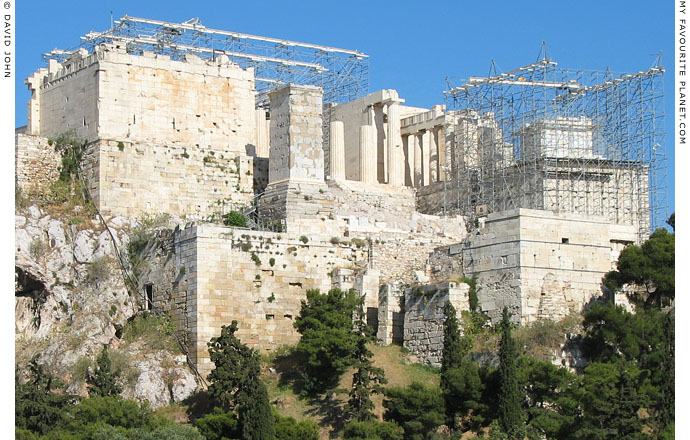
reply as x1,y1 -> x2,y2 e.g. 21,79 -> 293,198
251,253 -> 261,265
29,237 -> 46,260
269,257 -> 276,267
122,312 -> 177,351
87,256 -> 111,284
274,410 -> 320,440
299,236 -> 309,244
223,211 -> 248,228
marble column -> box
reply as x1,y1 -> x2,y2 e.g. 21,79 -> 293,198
386,102 -> 404,186
360,125 -> 377,184
437,126 -> 447,181
422,130 -> 431,186
429,127 -> 439,183
329,120 -> 345,180
413,134 -> 422,187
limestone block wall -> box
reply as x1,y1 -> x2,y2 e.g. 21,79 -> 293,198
267,84 -> 324,184
403,282 -> 470,366
80,139 -> 254,218
377,283 -> 404,345
462,208 -> 638,324
173,224 -> 369,378
15,134 -> 61,190
31,52 -> 100,141
27,45 -> 257,151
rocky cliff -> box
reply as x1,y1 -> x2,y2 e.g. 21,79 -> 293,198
15,203 -> 198,409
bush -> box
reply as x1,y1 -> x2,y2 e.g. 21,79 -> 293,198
29,237 -> 46,260
299,235 -> 309,244
223,211 -> 248,228
193,408 -> 240,440
87,256 -> 111,285
121,312 -> 177,351
343,419 -> 403,440
274,410 -> 320,440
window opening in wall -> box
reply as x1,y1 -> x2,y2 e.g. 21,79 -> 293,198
133,114 -> 136,124
145,284 -> 153,311
83,117 -> 86,127
562,238 -> 569,244
265,314 -> 274,320
501,255 -> 508,264
172,118 -> 176,130
284,313 -> 293,319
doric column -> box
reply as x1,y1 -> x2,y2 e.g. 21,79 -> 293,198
413,133 -> 422,187
360,125 -> 377,184
422,130 -> 431,186
330,120 -> 345,180
429,127 -> 439,183
386,102 -> 404,186
437,126 -> 447,181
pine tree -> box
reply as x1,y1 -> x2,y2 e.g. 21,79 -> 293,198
207,320 -> 275,440
346,306 -> 386,422
497,307 -> 524,439
88,345 -> 122,397
441,301 -> 463,374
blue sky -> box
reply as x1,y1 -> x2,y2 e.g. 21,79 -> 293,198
15,0 -> 675,216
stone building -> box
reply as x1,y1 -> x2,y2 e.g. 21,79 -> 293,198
16,17 -> 660,373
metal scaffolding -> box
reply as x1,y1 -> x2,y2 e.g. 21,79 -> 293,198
443,58 -> 666,239
43,16 -> 369,106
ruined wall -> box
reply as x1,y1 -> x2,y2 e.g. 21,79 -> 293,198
172,224 -> 369,378
80,139 -> 254,218
15,134 -> 61,190
403,282 -> 470,366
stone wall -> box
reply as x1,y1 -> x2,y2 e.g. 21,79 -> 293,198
403,282 -> 470,366
461,209 -> 638,323
27,44 -> 256,151
15,134 -> 61,190
80,139 -> 254,218
170,224 -> 370,378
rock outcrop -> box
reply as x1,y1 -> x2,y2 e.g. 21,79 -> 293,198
15,204 -> 198,409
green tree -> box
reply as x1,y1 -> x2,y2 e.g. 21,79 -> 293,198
497,308 -> 524,439
207,320 -> 275,440
15,355 -> 80,435
572,362 -> 650,439
517,356 -> 578,439
293,288 -> 362,393
603,227 -> 674,308
383,382 -> 445,440
193,408 -> 240,440
274,410 -> 320,440
88,346 -> 123,397
342,419 -> 404,440
345,306 -> 387,422
441,301 -> 483,431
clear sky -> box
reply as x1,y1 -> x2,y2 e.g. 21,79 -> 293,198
14,0 -> 675,216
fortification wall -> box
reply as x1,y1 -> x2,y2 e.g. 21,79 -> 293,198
79,139 -> 254,218
403,282 -> 470,366
172,224 -> 369,378
28,45 -> 257,150
461,209 -> 637,323
15,134 -> 61,190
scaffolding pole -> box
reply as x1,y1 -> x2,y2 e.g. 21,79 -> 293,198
444,59 -> 665,240
43,15 -> 369,106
